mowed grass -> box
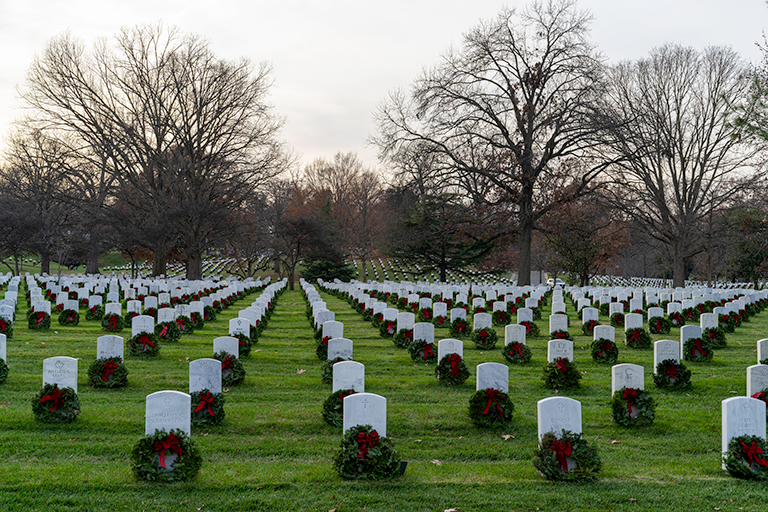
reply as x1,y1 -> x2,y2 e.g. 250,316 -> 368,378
1,285 -> 768,511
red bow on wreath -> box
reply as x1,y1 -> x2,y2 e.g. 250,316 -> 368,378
158,324 -> 168,337
628,330 -> 642,344
510,343 -> 524,356
478,329 -> 488,340
222,356 -> 233,370
741,441 -> 768,467
321,336 -> 331,346
666,365 -> 678,378
356,429 -> 380,459
556,359 -> 568,374
35,311 -> 46,325
137,333 -> 155,350
551,440 -> 572,473
482,389 -> 504,419
194,391 -> 215,416
654,319 -> 662,331
0,319 -> 6,331
456,323 -> 465,334
597,341 -> 612,355
67,312 -> 76,322
107,315 -> 118,329
154,432 -> 183,468
423,344 -> 434,360
101,360 -> 118,382
448,353 -> 461,374
39,388 -> 66,411
422,309 -> 430,319
622,388 -> 639,415
176,318 -> 184,329
691,338 -> 706,358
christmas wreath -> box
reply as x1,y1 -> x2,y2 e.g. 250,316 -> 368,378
125,311 -> 139,322
723,435 -> 768,480
434,315 -> 448,329
0,318 -> 12,339
154,321 -> 181,343
128,332 -> 161,357
371,312 -> 383,328
472,327 -> 498,350
175,316 -> 193,334
550,329 -> 573,341
506,303 -> 518,315
492,310 -> 507,326
625,328 -> 652,349
702,327 -> 726,349
203,306 -> 217,322
32,383 -> 80,423
85,305 -> 103,321
680,309 -> 696,323
752,390 -> 768,422
451,318 -> 470,337
322,357 -> 345,384
249,323 -> 261,341
590,338 -> 619,364
542,358 -> 581,389
101,314 -> 125,332
190,311 -> 204,330
144,307 -> 157,320
683,337 -> 714,362
379,320 -> 397,338
609,312 -> 624,328
719,313 -> 735,333
57,309 -> 80,326
648,316 -> 671,334
232,333 -> 253,358
28,311 -> 51,330
334,424 -> 401,480
417,307 -> 432,322
0,357 -> 8,385
519,321 -> 540,337
653,359 -> 692,390
131,429 -> 202,482
434,353 -> 469,385
408,340 -> 437,363
87,356 -> 128,388
532,430 -> 601,482
214,351 -> 246,386
316,336 -> 330,361
191,389 -> 225,425
468,388 -> 513,427
611,387 -> 655,427
503,342 -> 532,364
393,328 -> 413,349
581,319 -> 599,336
79,298 -> 89,309
599,303 -> 610,316
322,388 -> 357,428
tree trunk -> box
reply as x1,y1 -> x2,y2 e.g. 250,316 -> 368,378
517,222 -> 533,286
40,251 -> 51,275
360,258 -> 367,283
672,242 -> 686,288
186,252 -> 203,280
153,242 -> 167,277
86,242 -> 100,275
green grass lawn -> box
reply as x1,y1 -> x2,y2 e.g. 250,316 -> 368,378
1,285 -> 768,511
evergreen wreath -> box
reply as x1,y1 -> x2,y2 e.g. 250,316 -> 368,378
249,323 -> 262,341
434,353 -> 469,385
723,435 -> 768,481
653,359 -> 692,390
531,307 -> 542,320
532,430 -> 601,482
648,316 -> 671,334
214,351 -> 246,386
125,311 -> 139,322
393,328 -> 413,349
131,429 -> 202,482
503,342 -> 532,364
625,328 -> 652,349
379,320 -> 397,338
128,332 -> 161,357
334,424 -> 401,480
550,329 -> 573,341
751,390 -> 768,422
450,318 -> 469,337
175,316 -> 194,334
417,307 -> 432,322
32,383 -> 80,423
57,309 -> 80,326
506,303 -> 518,315
322,388 -> 358,427
492,310 -> 508,326
155,321 -> 181,343
371,312 -> 383,328
609,312 -> 624,328
190,311 -> 204,330
28,311 -> 51,330
85,305 -> 104,321
702,327 -> 726,349
232,333 -> 253,357
542,358 -> 581,389
599,303 -> 610,316
581,319 -> 599,336
101,314 -> 125,332
79,298 -> 89,309
611,387 -> 655,427
0,318 -> 13,339
191,389 -> 225,425
408,339 -> 437,363
87,356 -> 128,388
683,337 -> 714,362
468,388 -> 514,427
719,313 -> 735,333
680,309 -> 695,323
591,338 -> 619,364
519,320 -> 540,337
0,357 -> 8,385
322,357 -> 346,384
203,306 -> 217,322
434,315 -> 448,329
316,336 -> 330,361
472,327 -> 498,350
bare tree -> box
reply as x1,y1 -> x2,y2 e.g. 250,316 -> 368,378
374,0 -> 614,285
603,44 -> 759,287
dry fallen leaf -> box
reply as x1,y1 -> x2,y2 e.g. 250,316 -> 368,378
296,368 -> 307,374
629,498 -> 637,502
445,508 -> 458,512
610,440 -> 620,444
414,439 -> 422,443
430,459 -> 442,466
502,435 -> 514,441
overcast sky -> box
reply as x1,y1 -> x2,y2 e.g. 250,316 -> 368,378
0,0 -> 766,170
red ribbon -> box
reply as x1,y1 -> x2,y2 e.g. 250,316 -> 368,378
597,341 -> 612,355
67,312 -> 76,322
510,343 -> 524,356
478,329 -> 488,340
159,325 -> 168,337
741,441 -> 768,467
221,356 -> 233,370
35,312 -> 46,325
39,388 -> 66,411
176,318 -> 184,329
753,391 -> 767,401
322,336 -> 331,346
551,440 -> 571,472
102,360 -> 118,382
423,309 -> 430,319
405,329 -> 413,342
666,366 -> 678,378
108,316 -> 118,329
386,321 -> 395,334
654,319 -> 662,331
448,353 -> 461,374
436,317 -> 444,325
691,338 -> 706,358
137,333 -> 155,349
356,429 -> 380,459
0,319 -> 6,332
154,432 -> 182,468
481,389 -> 504,418
423,344 -> 434,360
556,359 -> 567,374
628,330 -> 641,343
194,391 -> 215,416
622,388 -> 639,415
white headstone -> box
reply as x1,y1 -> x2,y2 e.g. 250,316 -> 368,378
97,335 -> 124,360
549,314 -> 569,334
758,338 -> 768,364
332,361 -> 365,392
42,356 -> 78,393
721,397 -> 767,469
0,333 -> 5,361
537,396 -> 582,439
189,358 -> 222,394
343,392 -> 387,437
746,364 -> 768,397
582,307 -> 598,324
474,312 -> 492,330
229,317 -> 250,337
593,325 -> 615,342
413,322 -> 435,344
322,321 -> 344,340
654,340 -> 680,371
438,338 -> 463,360
145,390 -> 191,436
680,325 -> 703,361
517,308 -> 533,324
396,313 -> 415,331
505,324 -> 526,345
328,338 -> 353,361
611,363 -> 645,394
476,362 -> 508,393
624,313 -> 643,331
450,308 -> 466,322
131,315 -> 154,337
213,336 -> 240,358
547,340 -> 574,363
